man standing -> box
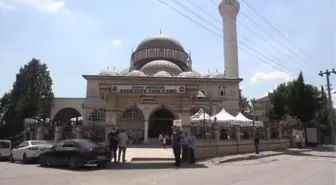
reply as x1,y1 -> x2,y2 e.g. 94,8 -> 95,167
254,128 -> 260,154
171,130 -> 182,167
188,133 -> 196,164
117,130 -> 129,162
181,132 -> 189,162
108,130 -> 119,163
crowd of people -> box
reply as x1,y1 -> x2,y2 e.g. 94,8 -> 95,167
159,130 -> 196,167
107,128 -> 197,167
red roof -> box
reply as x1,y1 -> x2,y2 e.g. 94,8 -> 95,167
255,95 -> 269,102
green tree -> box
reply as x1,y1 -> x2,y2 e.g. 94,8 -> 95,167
241,96 -> 251,113
269,72 -> 327,127
0,58 -> 54,138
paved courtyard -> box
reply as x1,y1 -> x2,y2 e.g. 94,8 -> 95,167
0,147 -> 335,185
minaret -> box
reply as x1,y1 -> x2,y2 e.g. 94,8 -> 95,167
219,0 -> 240,78
187,51 -> 192,71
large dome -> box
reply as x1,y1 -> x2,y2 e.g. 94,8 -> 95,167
140,60 -> 183,76
136,34 -> 185,51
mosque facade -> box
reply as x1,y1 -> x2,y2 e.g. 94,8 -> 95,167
50,0 -> 242,143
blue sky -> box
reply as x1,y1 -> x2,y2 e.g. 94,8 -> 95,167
0,0 -> 335,104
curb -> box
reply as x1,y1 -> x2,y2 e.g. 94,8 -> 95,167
215,152 -> 284,164
130,157 -> 175,162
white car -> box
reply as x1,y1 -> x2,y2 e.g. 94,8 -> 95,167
0,140 -> 11,161
9,140 -> 53,163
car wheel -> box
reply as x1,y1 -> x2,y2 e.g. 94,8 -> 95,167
68,157 -> 80,170
97,162 -> 107,169
39,156 -> 48,167
9,154 -> 14,163
22,153 -> 28,164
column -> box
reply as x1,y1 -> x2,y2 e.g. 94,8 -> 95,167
36,127 -> 44,140
180,110 -> 191,134
105,109 -> 117,145
76,126 -> 84,139
235,126 -> 241,143
266,128 -> 271,140
278,126 -> 282,140
54,126 -> 62,142
235,126 -> 241,154
144,119 -> 149,144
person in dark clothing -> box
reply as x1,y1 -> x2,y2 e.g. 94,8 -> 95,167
108,131 -> 119,163
171,130 -> 182,167
254,129 -> 260,154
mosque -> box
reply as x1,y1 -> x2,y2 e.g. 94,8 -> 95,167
49,0 -> 242,143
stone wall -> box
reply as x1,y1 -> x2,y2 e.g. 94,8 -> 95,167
195,139 -> 290,160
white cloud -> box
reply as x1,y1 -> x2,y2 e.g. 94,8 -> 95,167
249,71 -> 293,84
112,40 -> 122,46
13,0 -> 64,14
0,1 -> 16,10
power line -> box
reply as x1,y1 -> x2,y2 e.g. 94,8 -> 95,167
208,0 -> 311,67
241,0 -> 318,65
185,0 -> 300,75
167,0 -> 297,76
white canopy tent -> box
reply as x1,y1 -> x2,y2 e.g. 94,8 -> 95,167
234,112 -> 253,127
211,108 -> 238,125
190,108 -> 211,124
235,112 -> 264,127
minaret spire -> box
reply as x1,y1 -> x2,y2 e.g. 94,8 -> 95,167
160,29 -> 162,34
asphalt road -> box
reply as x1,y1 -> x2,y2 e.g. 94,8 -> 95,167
0,148 -> 335,185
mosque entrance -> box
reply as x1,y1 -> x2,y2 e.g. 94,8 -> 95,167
148,109 -> 175,138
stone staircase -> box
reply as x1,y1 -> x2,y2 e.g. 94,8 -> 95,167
127,138 -> 174,162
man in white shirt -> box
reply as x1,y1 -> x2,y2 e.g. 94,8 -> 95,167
117,130 -> 129,162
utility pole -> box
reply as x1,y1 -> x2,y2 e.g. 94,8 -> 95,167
319,69 -> 336,145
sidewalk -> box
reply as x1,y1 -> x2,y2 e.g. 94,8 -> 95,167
210,151 -> 284,164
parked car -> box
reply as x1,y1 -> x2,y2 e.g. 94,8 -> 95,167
0,140 -> 11,161
39,139 -> 111,170
9,140 -> 53,163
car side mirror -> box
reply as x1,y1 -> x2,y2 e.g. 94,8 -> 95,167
50,146 -> 56,150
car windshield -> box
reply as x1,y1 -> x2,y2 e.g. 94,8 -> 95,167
30,140 -> 48,145
0,141 -> 10,148
75,140 -> 100,149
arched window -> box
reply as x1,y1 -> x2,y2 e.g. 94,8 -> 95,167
168,50 -> 173,58
158,49 -> 164,57
88,108 -> 106,125
121,107 -> 144,121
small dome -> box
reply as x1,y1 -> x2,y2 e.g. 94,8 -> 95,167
203,73 -> 213,78
178,71 -> 201,78
136,34 -> 185,51
120,67 -> 130,75
140,60 -> 183,76
126,70 -> 146,77
209,73 -> 225,78
154,71 -> 171,77
99,70 -> 120,76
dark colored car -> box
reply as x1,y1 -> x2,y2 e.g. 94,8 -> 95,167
39,139 -> 111,170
